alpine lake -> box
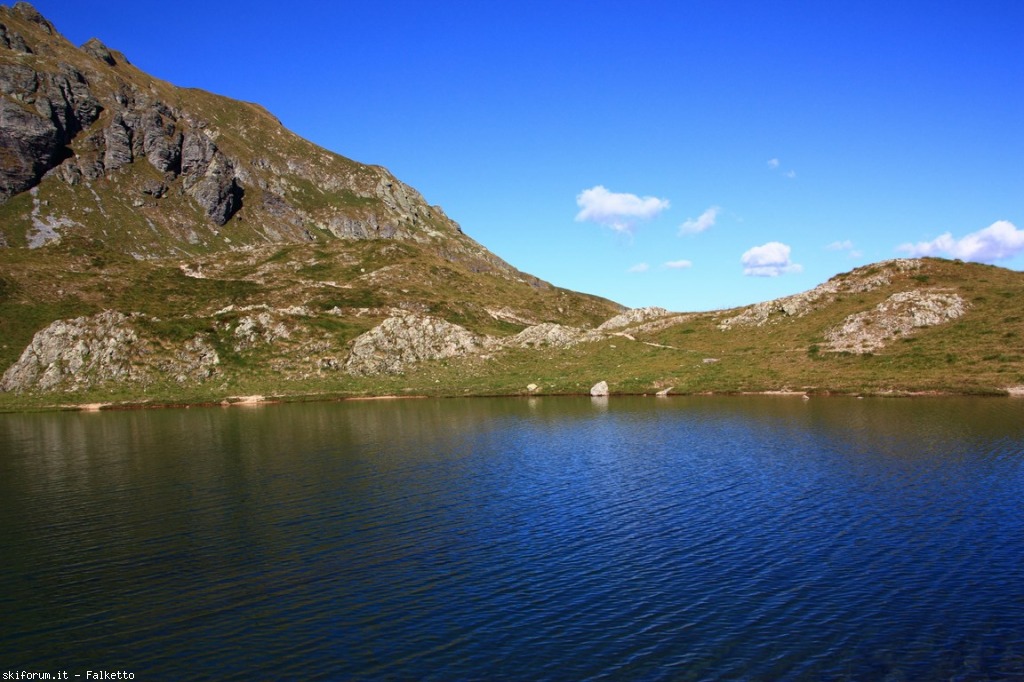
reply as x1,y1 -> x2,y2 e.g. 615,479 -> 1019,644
2,395 -> 1023,680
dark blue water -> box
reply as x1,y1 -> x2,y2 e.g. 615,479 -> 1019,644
2,396 -> 1023,680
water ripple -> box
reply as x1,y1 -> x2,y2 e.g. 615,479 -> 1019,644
2,397 -> 1024,679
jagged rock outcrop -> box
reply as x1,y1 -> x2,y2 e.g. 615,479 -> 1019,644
0,310 -> 143,391
597,306 -> 671,331
486,307 -> 538,326
345,313 -> 487,376
719,259 -> 923,329
231,312 -> 291,351
0,309 -> 223,392
0,7 -> 244,222
824,290 -> 969,354
0,60 -> 101,200
509,322 -> 596,348
81,37 -> 116,66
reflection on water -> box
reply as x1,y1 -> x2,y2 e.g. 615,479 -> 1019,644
2,396 -> 1024,680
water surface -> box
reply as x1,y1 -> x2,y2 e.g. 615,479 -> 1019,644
2,396 -> 1023,680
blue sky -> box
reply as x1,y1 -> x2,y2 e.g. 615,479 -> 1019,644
33,1 -> 1024,311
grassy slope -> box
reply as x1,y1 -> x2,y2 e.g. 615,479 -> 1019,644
3,256 -> 1024,411
0,233 -> 622,409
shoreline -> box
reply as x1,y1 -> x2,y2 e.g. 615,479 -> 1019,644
0,385 -> 1007,415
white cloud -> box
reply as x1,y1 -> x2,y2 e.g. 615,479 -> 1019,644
575,185 -> 670,233
679,206 -> 720,235
826,240 -> 862,258
767,158 -> 780,169
897,220 -> 1024,263
664,259 -> 693,269
826,240 -> 854,251
785,170 -> 797,179
627,262 -> 650,273
741,241 -> 803,277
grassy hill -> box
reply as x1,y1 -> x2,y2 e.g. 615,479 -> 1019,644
2,255 -> 1023,411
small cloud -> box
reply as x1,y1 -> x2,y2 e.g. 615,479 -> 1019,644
826,240 -> 854,251
679,206 -> 720,235
826,240 -> 862,258
664,259 -> 693,269
741,241 -> 803,277
627,262 -> 650,273
767,158 -> 796,179
897,220 -> 1024,262
575,185 -> 670,234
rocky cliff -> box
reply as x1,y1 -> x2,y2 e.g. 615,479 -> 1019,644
0,1 -> 523,276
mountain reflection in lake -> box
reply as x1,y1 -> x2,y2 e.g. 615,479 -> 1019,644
2,396 -> 1023,680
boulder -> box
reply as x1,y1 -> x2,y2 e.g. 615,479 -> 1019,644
590,380 -> 609,396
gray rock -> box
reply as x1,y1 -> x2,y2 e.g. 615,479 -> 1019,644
824,290 -> 969,354
189,162 -> 243,225
140,109 -> 181,174
165,335 -> 219,383
320,211 -> 414,241
180,129 -> 242,224
590,380 -> 609,396
509,322 -> 593,348
346,313 -> 484,375
141,179 -> 167,197
81,38 -> 115,66
11,3 -> 54,35
0,96 -> 64,199
719,259 -> 924,330
232,312 -> 290,351
103,114 -> 133,170
598,306 -> 670,331
180,128 -> 215,179
0,63 -> 101,201
0,22 -> 33,53
0,62 -> 38,95
0,311 -> 143,392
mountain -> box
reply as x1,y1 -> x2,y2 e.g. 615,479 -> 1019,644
0,2 -> 623,402
2,3 -> 1023,408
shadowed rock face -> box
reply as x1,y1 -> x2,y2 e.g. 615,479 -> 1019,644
0,2 -> 245,223
0,62 -> 101,199
0,48 -> 243,224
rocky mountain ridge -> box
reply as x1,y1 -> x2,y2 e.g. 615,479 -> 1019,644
0,2 -> 523,277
